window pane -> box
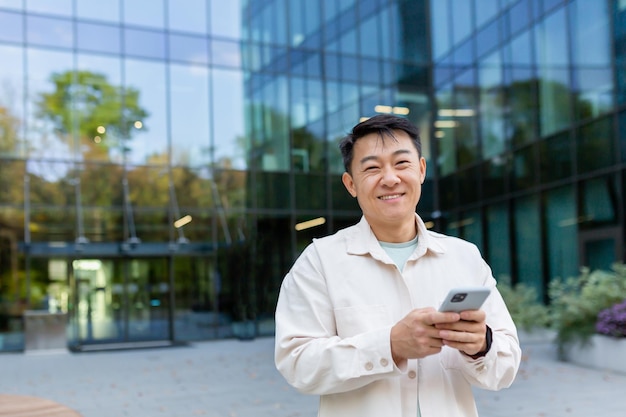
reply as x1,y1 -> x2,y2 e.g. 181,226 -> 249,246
26,15 -> 73,49
123,59 -> 168,165
539,132 -> 572,182
212,68 -> 247,170
0,0 -> 22,10
536,8 -> 571,135
514,194 -> 543,298
167,0 -> 207,34
450,0 -> 472,44
460,209 -> 483,252
577,117 -> 613,174
76,0 -> 121,24
0,161 -> 25,207
0,44 -> 24,157
212,39 -> 242,68
479,53 -> 505,159
124,0 -> 165,29
513,144 -> 537,190
124,27 -> 166,60
25,49 -> 73,160
581,176 -> 617,226
210,0 -> 242,40
76,53 -> 124,163
430,0 -> 450,60
0,9 -> 22,43
26,0 -> 72,16
169,33 -> 209,65
77,21 -> 121,55
486,203 -> 511,280
170,64 -> 210,167
476,0 -> 499,28
545,185 -> 578,281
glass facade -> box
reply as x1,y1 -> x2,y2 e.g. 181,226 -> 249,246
0,0 -> 433,351
433,0 -> 624,301
0,0 -> 624,351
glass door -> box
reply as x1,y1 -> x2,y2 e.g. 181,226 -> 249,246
71,257 -> 171,347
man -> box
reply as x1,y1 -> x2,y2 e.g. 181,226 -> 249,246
274,114 -> 521,417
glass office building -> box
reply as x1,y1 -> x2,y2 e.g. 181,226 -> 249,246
0,0 -> 623,351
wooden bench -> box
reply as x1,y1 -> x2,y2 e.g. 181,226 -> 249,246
0,395 -> 82,417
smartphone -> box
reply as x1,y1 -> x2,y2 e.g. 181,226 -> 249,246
438,287 -> 491,312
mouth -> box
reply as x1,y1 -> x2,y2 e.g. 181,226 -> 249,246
378,193 -> 403,201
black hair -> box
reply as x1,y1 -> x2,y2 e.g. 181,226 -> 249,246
339,114 -> 422,174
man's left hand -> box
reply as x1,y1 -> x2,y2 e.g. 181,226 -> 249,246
434,310 -> 487,357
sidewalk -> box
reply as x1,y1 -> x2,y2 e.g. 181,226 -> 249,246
0,337 -> 625,417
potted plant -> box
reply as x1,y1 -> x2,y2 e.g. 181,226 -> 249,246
563,299 -> 626,373
549,264 -> 626,369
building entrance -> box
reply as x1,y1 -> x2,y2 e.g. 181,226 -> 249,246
71,258 -> 172,349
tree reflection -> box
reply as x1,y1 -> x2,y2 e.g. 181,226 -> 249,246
36,70 -> 148,160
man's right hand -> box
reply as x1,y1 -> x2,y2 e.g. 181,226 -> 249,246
390,307 -> 461,366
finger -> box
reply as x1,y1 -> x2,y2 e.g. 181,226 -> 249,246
459,310 -> 486,322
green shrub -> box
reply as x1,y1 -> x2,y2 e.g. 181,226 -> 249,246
497,278 -> 551,332
548,264 -> 626,357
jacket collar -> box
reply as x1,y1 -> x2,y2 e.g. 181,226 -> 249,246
346,214 -> 446,260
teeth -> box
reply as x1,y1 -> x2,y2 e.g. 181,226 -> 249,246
379,194 -> 401,200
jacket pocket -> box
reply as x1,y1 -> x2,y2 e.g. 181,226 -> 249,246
334,304 -> 390,338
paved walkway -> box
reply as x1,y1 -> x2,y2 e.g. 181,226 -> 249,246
0,337 -> 625,417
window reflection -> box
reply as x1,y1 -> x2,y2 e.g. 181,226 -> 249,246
0,10 -> 22,43
210,0 -> 242,40
212,39 -> 242,68
169,33 -> 209,65
124,59 -> 167,165
26,0 -> 72,16
167,0 -> 207,34
76,0 -> 121,23
0,0 -> 22,10
26,49 -> 73,160
170,64 -> 210,167
124,27 -> 166,60
212,68 -> 247,170
77,21 -> 121,55
124,0 -> 164,29
486,203 -> 511,280
514,194 -> 543,298
0,44 -> 24,158
26,15 -> 73,49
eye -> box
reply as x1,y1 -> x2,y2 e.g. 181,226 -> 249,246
396,160 -> 410,167
363,164 -> 379,171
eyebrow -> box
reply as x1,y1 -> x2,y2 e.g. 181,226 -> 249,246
358,148 -> 413,165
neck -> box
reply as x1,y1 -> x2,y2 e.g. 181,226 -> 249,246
368,217 -> 418,243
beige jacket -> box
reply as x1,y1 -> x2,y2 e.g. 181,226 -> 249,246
275,215 -> 521,417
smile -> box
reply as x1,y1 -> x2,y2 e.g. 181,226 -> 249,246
379,194 -> 403,200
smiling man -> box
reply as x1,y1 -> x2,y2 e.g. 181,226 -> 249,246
274,114 -> 521,417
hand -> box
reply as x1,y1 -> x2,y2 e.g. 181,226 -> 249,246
390,307 -> 462,365
435,310 -> 487,357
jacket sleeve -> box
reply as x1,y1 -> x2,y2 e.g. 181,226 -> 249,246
274,245 -> 401,395
452,259 -> 522,391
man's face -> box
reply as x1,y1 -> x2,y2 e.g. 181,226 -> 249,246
341,130 -> 426,238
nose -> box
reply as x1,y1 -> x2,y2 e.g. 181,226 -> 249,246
380,167 -> 400,187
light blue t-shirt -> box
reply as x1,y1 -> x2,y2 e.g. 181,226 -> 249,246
379,236 -> 418,271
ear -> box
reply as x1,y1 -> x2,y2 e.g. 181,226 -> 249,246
341,172 -> 357,197
419,157 -> 427,184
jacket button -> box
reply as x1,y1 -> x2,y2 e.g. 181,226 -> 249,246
365,362 -> 374,371
408,370 -> 417,379
380,358 -> 389,367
